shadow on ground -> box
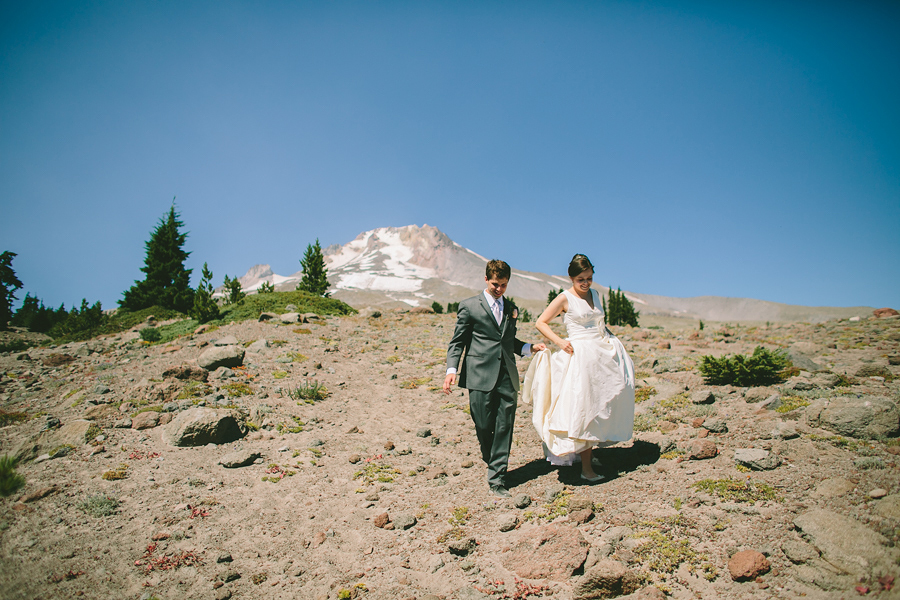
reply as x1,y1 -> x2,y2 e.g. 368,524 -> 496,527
506,440 -> 661,489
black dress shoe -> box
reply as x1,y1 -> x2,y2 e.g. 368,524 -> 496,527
489,485 -> 511,498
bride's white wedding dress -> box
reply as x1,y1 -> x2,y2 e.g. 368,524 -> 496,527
523,289 -> 635,465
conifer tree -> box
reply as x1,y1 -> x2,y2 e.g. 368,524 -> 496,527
191,263 -> 219,323
547,288 -> 563,306
222,275 -> 245,305
120,204 -> 194,313
296,239 -> 330,297
0,251 -> 23,330
604,286 -> 639,327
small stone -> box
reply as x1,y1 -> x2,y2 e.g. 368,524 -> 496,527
416,428 -> 431,438
394,514 -> 417,530
373,513 -> 390,528
223,570 -> 241,582
349,454 -> 362,464
217,552 -> 233,563
657,421 -> 677,433
688,439 -> 717,460
734,448 -> 781,470
219,450 -> 262,468
216,588 -> 232,600
449,537 -> 477,556
461,460 -> 474,468
657,341 -> 671,350
20,486 -> 57,503
703,419 -> 727,433
384,441 -> 395,451
131,411 -> 160,430
544,484 -> 566,503
569,508 -> 594,524
365,491 -> 379,502
691,417 -> 705,428
514,494 -> 532,509
728,550 -> 770,581
869,488 -> 888,499
691,390 -> 715,404
498,513 -> 518,532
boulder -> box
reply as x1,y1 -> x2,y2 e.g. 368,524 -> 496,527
855,365 -> 893,380
786,349 -> 822,372
874,308 -> 899,318
258,312 -> 278,322
279,313 -> 301,324
573,559 -> 641,600
734,448 -> 781,470
198,345 -> 245,371
690,390 -> 715,405
807,396 -> 899,439
744,387 -> 776,403
793,509 -> 900,580
500,524 -> 589,580
702,418 -> 727,433
728,550 -> 770,581
213,335 -> 239,346
219,449 -> 262,468
246,339 -> 269,352
688,439 -> 717,460
873,495 -> 900,521
162,408 -> 246,446
131,411 -> 160,430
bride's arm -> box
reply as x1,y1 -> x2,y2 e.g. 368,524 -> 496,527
535,293 -> 573,354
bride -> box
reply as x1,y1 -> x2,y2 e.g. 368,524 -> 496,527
523,254 -> 635,482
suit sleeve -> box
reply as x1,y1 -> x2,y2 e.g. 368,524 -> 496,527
446,301 -> 473,371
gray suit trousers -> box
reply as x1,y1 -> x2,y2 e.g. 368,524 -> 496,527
468,365 -> 517,487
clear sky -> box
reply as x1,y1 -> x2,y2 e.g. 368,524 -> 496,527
2,1 -> 898,311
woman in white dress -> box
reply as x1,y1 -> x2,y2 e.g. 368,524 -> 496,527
523,254 -> 635,483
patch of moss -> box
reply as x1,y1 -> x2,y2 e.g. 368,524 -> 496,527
221,382 -> 252,397
634,386 -> 656,403
176,382 -> 212,400
692,477 -> 777,503
131,406 -> 163,417
354,462 -> 400,485
775,396 -> 811,414
399,377 -> 431,390
0,410 -> 29,427
272,371 -> 289,379
101,463 -> 129,480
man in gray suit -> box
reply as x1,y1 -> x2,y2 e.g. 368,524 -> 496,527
443,260 -> 546,497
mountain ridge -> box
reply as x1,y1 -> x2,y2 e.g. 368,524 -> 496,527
233,224 -> 874,324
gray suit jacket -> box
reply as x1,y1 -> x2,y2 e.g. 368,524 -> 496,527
446,294 -> 526,392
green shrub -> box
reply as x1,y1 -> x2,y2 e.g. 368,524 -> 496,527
78,493 -> 119,517
296,239 -> 330,297
603,287 -> 639,327
447,302 -> 459,314
258,281 -> 275,294
288,379 -> 329,403
222,275 -> 246,305
698,346 -> 792,387
0,455 -> 25,496
431,301 -> 444,314
139,328 -> 162,343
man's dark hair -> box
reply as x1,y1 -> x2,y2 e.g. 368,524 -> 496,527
485,259 -> 511,281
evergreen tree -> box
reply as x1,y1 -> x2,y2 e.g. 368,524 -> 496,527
222,275 -> 245,305
258,281 -> 275,294
11,293 -> 68,333
296,239 -> 330,297
431,301 -> 444,314
120,204 -> 194,313
0,251 -> 23,330
191,263 -> 219,323
605,286 -> 639,327
547,288 -> 563,306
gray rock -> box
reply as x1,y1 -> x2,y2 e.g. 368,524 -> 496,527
40,416 -> 61,431
131,411 -> 160,430
787,349 -> 822,372
573,559 -> 641,600
162,408 -> 246,447
811,478 -> 855,499
198,345 -> 245,371
855,365 -> 892,379
811,372 -> 842,388
258,312 -> 278,322
543,483 -> 566,503
513,494 -> 532,509
498,513 -> 518,532
807,396 -> 900,439
782,539 -> 819,564
211,366 -> 234,380
246,339 -> 269,352
114,418 -> 132,428
217,553 -> 233,563
691,390 -> 715,404
93,384 -> 111,395
744,387 -> 776,403
791,562 -> 851,591
702,418 -> 727,433
760,394 -> 782,410
219,450 -> 262,468
453,587 -> 490,600
394,514 -> 417,530
734,448 -> 781,470
874,495 -> 900,520
426,554 -> 444,573
279,312 -> 300,324
214,335 -> 239,346
416,428 -> 431,438
771,422 -> 799,440
783,377 -> 816,391
449,537 -> 476,556
793,508 -> 900,579
599,526 -> 633,546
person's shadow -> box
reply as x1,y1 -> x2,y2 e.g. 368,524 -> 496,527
506,440 -> 660,489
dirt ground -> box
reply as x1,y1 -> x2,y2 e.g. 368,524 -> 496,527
0,310 -> 898,600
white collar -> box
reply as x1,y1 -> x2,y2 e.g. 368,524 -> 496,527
483,290 -> 503,307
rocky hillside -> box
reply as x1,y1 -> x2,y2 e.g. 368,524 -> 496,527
233,224 -> 874,323
0,309 -> 898,600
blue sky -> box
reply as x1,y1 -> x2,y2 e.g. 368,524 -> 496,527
1,1 -> 898,311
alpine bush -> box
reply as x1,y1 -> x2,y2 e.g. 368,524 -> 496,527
698,346 -> 793,387
431,301 -> 444,314
191,262 -> 219,323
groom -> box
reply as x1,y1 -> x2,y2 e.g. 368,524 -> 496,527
443,260 -> 546,497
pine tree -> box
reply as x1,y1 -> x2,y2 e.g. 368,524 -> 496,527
258,281 -> 275,294
11,293 -> 68,333
547,288 -> 563,306
222,275 -> 245,305
605,286 -> 639,327
120,204 -> 194,313
191,263 -> 219,323
0,251 -> 23,330
296,239 -> 330,297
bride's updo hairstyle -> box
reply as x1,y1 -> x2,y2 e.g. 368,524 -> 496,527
568,254 -> 594,278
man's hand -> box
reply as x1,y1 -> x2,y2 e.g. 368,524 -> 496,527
442,373 -> 456,395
